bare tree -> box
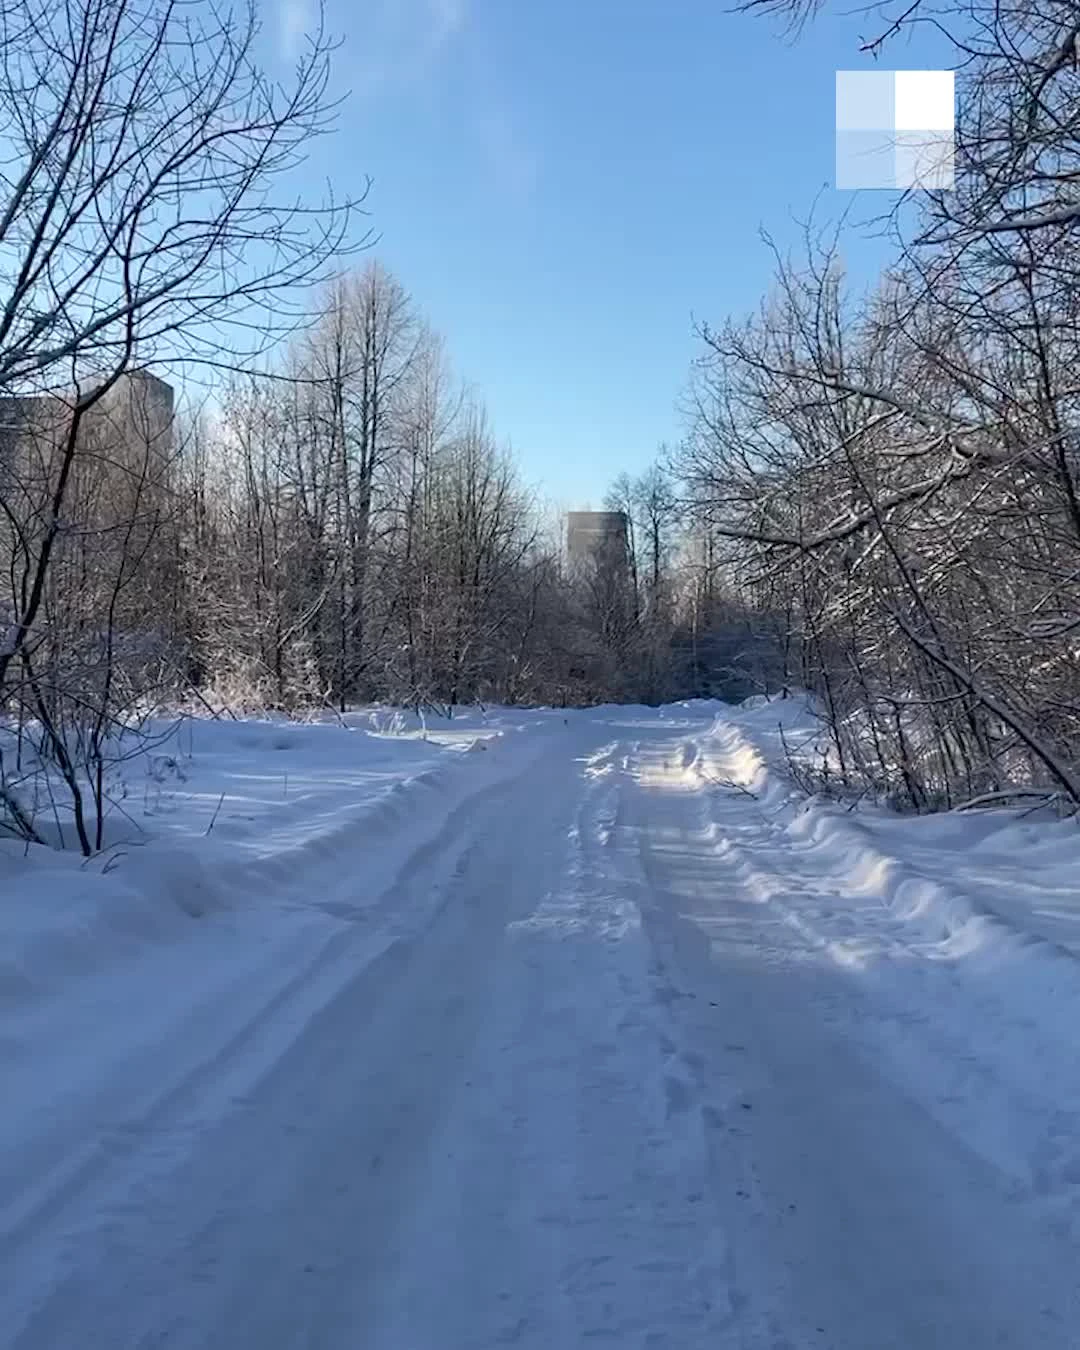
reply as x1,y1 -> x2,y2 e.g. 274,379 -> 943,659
0,0 -> 360,849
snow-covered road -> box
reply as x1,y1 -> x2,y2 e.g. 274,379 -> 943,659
7,707 -> 1080,1347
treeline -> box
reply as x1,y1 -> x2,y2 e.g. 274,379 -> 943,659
0,0 -> 762,853
165,262 -> 763,716
671,0 -> 1080,809
0,260 -> 764,831
8,0 -> 1074,851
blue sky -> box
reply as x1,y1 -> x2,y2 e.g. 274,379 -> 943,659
276,0 -> 950,508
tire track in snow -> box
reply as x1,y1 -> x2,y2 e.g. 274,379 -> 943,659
3,725 -> 586,1348
11,718 -> 732,1349
360,716 -> 741,1349
689,715 -> 1080,1228
622,717 -> 1080,1348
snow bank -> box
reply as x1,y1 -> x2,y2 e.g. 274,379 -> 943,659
0,702 -> 580,1269
698,695 -> 1080,963
0,705 -> 563,1015
695,695 -> 1080,1209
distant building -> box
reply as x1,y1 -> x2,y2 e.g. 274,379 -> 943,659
0,369 -> 174,489
0,369 -> 173,451
0,370 -> 178,673
0,391 -> 66,482
566,510 -> 631,572
93,369 -> 175,450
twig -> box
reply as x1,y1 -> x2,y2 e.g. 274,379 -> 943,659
952,787 -> 1063,811
205,791 -> 226,835
702,772 -> 759,799
99,787 -> 148,836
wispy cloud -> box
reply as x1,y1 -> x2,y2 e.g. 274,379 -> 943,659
278,0 -> 316,62
352,0 -> 469,95
329,0 -> 540,206
463,25 -> 540,207
426,0 -> 467,54
472,102 -> 540,204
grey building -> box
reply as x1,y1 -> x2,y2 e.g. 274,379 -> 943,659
0,369 -> 174,482
94,369 -> 175,447
566,510 -> 631,571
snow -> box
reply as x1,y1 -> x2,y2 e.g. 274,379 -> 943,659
4,697 -> 1080,1344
